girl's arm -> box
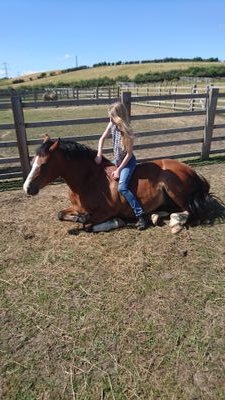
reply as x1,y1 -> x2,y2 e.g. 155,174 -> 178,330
95,122 -> 112,164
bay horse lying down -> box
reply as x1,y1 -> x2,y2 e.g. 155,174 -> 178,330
23,135 -> 219,234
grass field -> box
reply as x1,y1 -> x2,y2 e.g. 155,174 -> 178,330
0,161 -> 225,399
0,61 -> 223,89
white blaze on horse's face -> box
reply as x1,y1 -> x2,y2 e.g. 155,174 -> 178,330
23,156 -> 41,194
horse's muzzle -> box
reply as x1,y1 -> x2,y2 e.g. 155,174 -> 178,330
27,183 -> 39,196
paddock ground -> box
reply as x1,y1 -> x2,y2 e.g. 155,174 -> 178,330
0,162 -> 225,400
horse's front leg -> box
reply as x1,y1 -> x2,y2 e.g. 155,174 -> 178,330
58,207 -> 90,224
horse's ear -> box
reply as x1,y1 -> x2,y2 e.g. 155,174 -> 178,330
49,138 -> 60,152
43,134 -> 50,143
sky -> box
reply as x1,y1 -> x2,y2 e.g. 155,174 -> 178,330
1,0 -> 225,78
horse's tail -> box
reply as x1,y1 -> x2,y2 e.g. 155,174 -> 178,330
188,173 -> 210,222
188,172 -> 225,223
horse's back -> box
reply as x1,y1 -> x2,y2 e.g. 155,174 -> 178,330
133,158 -> 194,182
131,158 -> 209,203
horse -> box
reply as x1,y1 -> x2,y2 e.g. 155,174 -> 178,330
23,135 -> 222,234
43,91 -> 58,101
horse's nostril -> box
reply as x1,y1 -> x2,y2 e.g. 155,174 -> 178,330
27,184 -> 39,196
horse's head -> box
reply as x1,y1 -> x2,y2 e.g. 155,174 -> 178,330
23,135 -> 60,195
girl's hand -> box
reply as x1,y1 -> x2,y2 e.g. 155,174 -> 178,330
112,168 -> 120,180
95,155 -> 102,164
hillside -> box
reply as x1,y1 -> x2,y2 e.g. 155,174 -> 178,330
0,60 -> 224,90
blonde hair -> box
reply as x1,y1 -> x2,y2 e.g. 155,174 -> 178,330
108,102 -> 133,150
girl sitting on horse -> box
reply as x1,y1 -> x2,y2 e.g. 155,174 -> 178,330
95,101 -> 149,230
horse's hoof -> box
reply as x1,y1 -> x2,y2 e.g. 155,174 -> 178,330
68,228 -> 80,235
169,212 -> 189,227
75,213 -> 89,224
58,211 -> 64,221
151,213 -> 159,226
171,224 -> 183,234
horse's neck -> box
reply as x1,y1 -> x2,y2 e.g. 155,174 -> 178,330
61,158 -> 100,191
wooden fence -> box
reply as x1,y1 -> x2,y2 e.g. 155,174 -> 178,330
0,86 -> 120,102
122,83 -> 225,111
0,87 -> 225,181
1,83 -> 225,111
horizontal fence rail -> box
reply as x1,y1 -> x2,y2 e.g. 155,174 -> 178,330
0,86 -> 225,181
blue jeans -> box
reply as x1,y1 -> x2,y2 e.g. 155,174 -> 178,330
118,155 -> 144,217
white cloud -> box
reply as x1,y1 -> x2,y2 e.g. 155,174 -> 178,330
63,54 -> 73,60
21,70 -> 40,77
57,54 -> 73,61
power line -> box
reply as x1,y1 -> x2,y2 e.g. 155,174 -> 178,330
2,62 -> 9,78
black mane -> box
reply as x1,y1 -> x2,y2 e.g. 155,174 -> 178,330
60,139 -> 97,160
36,138 -> 112,164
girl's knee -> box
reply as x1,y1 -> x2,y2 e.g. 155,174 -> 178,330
118,183 -> 128,194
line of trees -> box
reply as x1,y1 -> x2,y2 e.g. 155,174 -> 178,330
92,57 -> 219,68
134,65 -> 225,84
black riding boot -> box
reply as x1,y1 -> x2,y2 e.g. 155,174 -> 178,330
136,213 -> 149,230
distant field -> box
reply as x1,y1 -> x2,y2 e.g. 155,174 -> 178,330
1,61 -> 223,89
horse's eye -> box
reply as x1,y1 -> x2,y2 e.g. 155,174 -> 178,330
40,162 -> 47,171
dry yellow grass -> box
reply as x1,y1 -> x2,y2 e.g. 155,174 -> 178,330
0,162 -> 225,399
2,61 -> 222,89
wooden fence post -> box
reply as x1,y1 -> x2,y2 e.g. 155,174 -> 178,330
34,89 -> 38,102
189,84 -> 197,111
121,91 -> 131,118
158,84 -> 161,107
201,86 -> 219,160
96,86 -> 99,99
11,95 -> 30,180
173,85 -> 177,110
